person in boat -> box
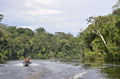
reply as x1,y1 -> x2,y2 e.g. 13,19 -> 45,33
24,57 -> 31,62
23,57 -> 31,66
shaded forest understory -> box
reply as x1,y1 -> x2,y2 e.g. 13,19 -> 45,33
1,8 -> 120,63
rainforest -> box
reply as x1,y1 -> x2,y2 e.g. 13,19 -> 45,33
0,8 -> 120,63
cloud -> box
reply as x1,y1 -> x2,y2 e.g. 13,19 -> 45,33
24,0 -> 61,8
26,9 -> 62,16
59,23 -> 81,35
2,9 -> 63,25
1,0 -> 63,24
26,0 -> 52,5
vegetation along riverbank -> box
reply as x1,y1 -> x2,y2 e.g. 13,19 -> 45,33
0,8 -> 120,63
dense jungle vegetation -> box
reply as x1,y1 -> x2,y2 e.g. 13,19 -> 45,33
0,8 -> 120,63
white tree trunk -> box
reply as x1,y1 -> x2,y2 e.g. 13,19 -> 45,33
96,30 -> 107,48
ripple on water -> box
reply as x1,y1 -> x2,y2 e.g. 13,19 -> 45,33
13,63 -> 39,67
13,63 -> 23,66
30,63 -> 39,66
69,72 -> 87,79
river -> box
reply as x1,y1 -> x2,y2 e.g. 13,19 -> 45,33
0,59 -> 120,79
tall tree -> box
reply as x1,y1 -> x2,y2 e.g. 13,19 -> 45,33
0,14 -> 4,22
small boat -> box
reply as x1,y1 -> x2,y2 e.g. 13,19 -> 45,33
23,61 -> 31,67
23,57 -> 31,67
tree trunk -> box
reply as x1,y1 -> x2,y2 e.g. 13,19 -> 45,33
96,30 -> 107,48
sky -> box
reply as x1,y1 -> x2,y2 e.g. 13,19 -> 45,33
0,0 -> 117,36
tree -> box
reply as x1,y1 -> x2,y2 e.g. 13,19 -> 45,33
87,16 -> 107,48
36,27 -> 46,34
0,14 -> 4,22
113,8 -> 120,15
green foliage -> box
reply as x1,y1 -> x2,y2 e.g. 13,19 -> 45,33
113,8 -> 120,15
36,27 -> 46,34
0,23 -> 81,62
34,53 -> 47,59
79,8 -> 120,61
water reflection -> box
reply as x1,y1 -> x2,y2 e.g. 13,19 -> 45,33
101,67 -> 120,79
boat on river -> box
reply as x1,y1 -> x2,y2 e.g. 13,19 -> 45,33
22,61 -> 31,67
23,57 -> 31,67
